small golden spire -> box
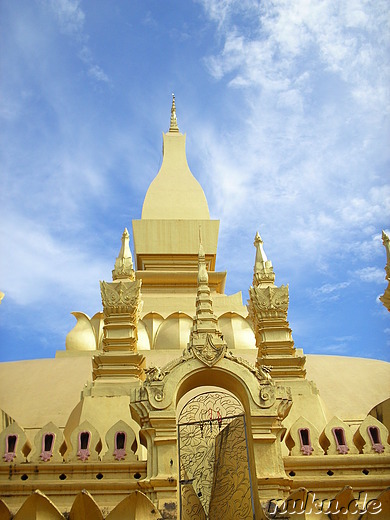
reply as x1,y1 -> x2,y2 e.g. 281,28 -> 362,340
112,228 -> 135,281
169,93 -> 179,133
253,231 -> 275,286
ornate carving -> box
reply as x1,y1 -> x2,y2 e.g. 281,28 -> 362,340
259,385 -> 275,407
224,351 -> 274,386
144,349 -> 194,385
249,285 -> 289,319
100,280 -> 142,316
178,392 -> 254,518
191,333 -> 226,367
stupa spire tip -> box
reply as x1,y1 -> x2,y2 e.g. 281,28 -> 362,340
169,93 -> 180,133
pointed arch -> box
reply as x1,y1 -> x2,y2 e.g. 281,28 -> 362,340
0,421 -> 29,464
354,414 -> 390,455
103,420 -> 137,462
65,420 -> 101,462
320,417 -> 359,455
285,416 -> 323,456
69,490 -> 103,520
106,491 -> 160,520
14,490 -> 64,519
29,421 -> 65,463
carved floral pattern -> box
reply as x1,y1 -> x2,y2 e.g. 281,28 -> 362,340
249,285 -> 289,319
100,280 -> 142,316
191,333 -> 226,367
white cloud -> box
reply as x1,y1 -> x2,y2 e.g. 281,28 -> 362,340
192,0 -> 390,284
44,0 -> 85,36
88,65 -> 110,83
355,267 -> 386,284
0,211 -> 108,309
310,281 -> 351,302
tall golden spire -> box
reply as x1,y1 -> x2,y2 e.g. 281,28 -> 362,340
169,93 -> 179,133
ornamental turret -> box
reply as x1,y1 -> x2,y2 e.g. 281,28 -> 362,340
248,232 -> 306,380
187,242 -> 227,367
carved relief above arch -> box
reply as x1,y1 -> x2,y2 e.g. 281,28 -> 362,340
139,352 -> 285,416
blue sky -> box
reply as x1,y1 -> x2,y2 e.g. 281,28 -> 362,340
0,0 -> 389,363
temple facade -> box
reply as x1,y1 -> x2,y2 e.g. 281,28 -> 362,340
0,98 -> 389,519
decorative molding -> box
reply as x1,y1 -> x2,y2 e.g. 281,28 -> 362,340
100,280 -> 142,316
191,332 -> 227,367
249,285 -> 289,319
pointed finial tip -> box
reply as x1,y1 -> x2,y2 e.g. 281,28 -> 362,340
169,93 -> 179,133
254,231 -> 263,244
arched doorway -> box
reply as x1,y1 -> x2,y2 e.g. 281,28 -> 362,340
177,389 -> 256,520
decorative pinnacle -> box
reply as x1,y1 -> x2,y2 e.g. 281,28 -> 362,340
197,241 -> 208,286
112,228 -> 135,281
382,230 -> 390,266
188,241 -> 227,366
169,93 -> 179,133
253,231 -> 275,286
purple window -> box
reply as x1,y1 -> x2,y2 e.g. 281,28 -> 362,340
332,427 -> 349,454
298,428 -> 313,455
40,433 -> 55,462
77,431 -> 91,461
367,426 -> 384,454
3,434 -> 18,462
114,431 -> 127,461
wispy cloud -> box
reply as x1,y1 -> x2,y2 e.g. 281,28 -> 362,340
42,0 -> 110,84
355,267 -> 386,284
193,0 -> 389,282
44,0 -> 85,36
310,281 -> 351,302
